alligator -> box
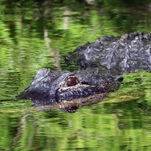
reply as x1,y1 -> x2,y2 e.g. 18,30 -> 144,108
19,32 -> 151,113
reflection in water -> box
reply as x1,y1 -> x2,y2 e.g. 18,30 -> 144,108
44,29 -> 61,69
2,98 -> 151,151
1,0 -> 151,150
36,93 -> 109,113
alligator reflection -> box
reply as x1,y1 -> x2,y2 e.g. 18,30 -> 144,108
18,68 -> 123,113
37,93 -> 108,113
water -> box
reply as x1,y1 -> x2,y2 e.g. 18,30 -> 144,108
0,0 -> 151,150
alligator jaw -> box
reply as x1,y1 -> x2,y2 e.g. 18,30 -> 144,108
53,73 -> 123,113
55,73 -> 123,103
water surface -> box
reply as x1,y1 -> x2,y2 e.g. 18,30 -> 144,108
1,0 -> 151,150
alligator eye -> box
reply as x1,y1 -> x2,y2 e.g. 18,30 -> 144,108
66,76 -> 79,86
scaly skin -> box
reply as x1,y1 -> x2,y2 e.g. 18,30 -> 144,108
66,32 -> 151,75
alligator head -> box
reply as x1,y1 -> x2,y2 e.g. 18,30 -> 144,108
18,68 -> 123,113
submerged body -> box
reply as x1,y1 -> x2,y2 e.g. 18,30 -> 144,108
66,32 -> 151,75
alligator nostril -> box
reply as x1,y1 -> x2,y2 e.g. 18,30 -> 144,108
81,81 -> 89,85
115,76 -> 123,82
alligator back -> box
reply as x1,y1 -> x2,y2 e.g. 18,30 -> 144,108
66,32 -> 151,75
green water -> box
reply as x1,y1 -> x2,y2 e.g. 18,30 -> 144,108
1,0 -> 151,150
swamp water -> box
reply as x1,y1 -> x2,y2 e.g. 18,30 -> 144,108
0,1 -> 151,150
